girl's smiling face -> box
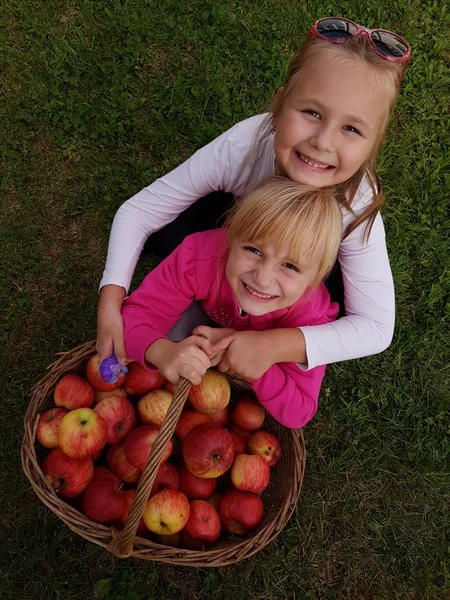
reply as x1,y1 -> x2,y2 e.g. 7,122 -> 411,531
226,238 -> 321,316
273,56 -> 388,187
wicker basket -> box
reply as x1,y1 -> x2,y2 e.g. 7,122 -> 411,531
22,340 -> 306,566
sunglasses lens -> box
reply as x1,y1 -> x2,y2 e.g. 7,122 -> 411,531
316,18 -> 358,40
370,31 -> 409,58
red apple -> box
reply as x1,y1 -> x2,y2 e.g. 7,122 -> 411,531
165,381 -> 176,395
188,369 -> 230,415
58,408 -> 108,459
231,453 -> 270,493
137,389 -> 173,427
206,492 -> 223,512
114,489 -> 147,535
36,408 -> 69,448
175,410 -> 210,443
219,489 -> 264,534
106,443 -> 142,484
150,461 -> 180,497
182,423 -> 234,478
94,396 -> 137,445
182,500 -> 221,548
229,425 -> 251,442
178,461 -> 216,499
86,353 -> 126,392
229,429 -> 247,457
42,448 -> 94,498
230,396 -> 265,431
248,430 -> 282,467
91,465 -> 121,484
209,405 -> 229,426
81,478 -> 126,524
124,425 -> 172,471
94,387 -> 127,406
143,489 -> 190,535
124,361 -> 166,396
54,374 -> 95,410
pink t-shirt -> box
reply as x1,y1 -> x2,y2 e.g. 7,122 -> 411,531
122,229 -> 338,429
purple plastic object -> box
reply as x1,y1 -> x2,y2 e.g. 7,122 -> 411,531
99,354 -> 128,384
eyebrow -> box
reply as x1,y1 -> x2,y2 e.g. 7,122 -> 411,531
296,97 -> 373,130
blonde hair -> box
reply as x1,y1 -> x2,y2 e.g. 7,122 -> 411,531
224,175 -> 342,287
261,33 -> 408,241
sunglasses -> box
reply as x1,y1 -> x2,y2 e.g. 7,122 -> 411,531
311,17 -> 411,62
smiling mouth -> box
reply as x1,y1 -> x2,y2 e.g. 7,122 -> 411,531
243,282 -> 277,300
296,151 -> 334,170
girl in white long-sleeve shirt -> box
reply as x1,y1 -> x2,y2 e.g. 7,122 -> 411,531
97,17 -> 410,379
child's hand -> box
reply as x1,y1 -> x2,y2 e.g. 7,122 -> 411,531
145,336 -> 213,386
96,305 -> 129,365
211,330 -> 276,381
192,326 -> 236,367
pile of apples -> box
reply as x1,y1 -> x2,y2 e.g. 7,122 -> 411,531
37,354 -> 282,549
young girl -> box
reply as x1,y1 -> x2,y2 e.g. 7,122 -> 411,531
98,17 -> 411,378
122,176 -> 342,429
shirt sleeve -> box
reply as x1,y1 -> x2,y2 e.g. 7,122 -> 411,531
300,211 -> 395,369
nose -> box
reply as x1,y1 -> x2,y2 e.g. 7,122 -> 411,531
253,263 -> 275,289
310,123 -> 334,153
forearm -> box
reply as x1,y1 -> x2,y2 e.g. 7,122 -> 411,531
98,284 -> 126,312
144,338 -> 174,369
263,328 -> 307,365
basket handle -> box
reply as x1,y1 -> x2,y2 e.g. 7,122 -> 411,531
107,376 -> 192,557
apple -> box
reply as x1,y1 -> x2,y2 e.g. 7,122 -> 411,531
86,353 -> 126,392
248,430 -> 282,467
182,500 -> 221,548
94,396 -> 137,445
114,489 -> 147,536
175,410 -> 210,443
124,361 -> 166,396
54,374 -> 95,410
81,478 -> 126,524
206,492 -> 223,512
230,396 -> 265,431
124,425 -> 172,471
229,429 -> 247,457
36,408 -> 68,448
229,425 -> 251,442
231,453 -> 270,493
58,408 -> 108,459
150,461 -> 180,496
165,381 -> 176,395
106,443 -> 142,484
91,465 -> 121,485
94,387 -> 127,406
182,423 -> 234,478
219,489 -> 264,534
137,389 -> 173,427
42,448 -> 94,498
143,489 -> 190,535
178,461 -> 216,499
188,369 -> 230,415
209,406 -> 229,426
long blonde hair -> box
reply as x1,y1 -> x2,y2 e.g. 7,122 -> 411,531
260,33 -> 408,241
224,175 -> 342,287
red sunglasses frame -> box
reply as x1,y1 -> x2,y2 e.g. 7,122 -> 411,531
311,17 -> 411,63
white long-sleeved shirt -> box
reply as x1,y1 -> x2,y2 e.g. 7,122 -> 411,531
100,114 -> 395,369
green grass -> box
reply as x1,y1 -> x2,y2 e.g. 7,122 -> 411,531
1,0 -> 449,598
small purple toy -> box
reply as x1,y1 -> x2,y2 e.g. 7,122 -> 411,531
99,353 -> 128,384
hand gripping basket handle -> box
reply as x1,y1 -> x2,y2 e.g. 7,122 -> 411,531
107,377 -> 192,557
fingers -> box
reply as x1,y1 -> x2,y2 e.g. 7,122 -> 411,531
192,325 -> 213,340
218,356 -> 231,374
97,337 -> 113,362
211,334 -> 234,354
113,334 -> 129,365
191,335 -> 213,358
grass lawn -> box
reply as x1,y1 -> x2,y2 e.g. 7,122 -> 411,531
1,0 -> 449,598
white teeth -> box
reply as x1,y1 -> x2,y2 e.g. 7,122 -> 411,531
244,283 -> 275,299
298,153 -> 330,169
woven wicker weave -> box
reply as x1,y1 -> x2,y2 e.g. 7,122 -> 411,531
22,340 -> 306,566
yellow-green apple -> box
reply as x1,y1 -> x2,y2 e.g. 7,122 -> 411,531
94,396 -> 137,445
86,353 -> 126,392
137,389 -> 173,427
143,489 -> 190,535
181,500 -> 221,548
114,489 -> 147,535
248,430 -> 282,467
206,492 -> 223,512
175,410 -> 210,443
37,408 -> 68,448
81,478 -> 126,524
124,361 -> 166,396
178,461 -> 216,499
231,453 -> 270,493
229,429 -> 247,457
42,448 -> 94,498
58,408 -> 108,459
219,489 -> 264,534
209,405 -> 229,426
106,443 -> 142,484
188,369 -> 230,415
182,423 -> 234,478
230,396 -> 265,431
150,461 -> 179,497
91,465 -> 121,485
124,425 -> 172,471
94,387 -> 127,406
54,374 -> 95,410
155,532 -> 181,546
